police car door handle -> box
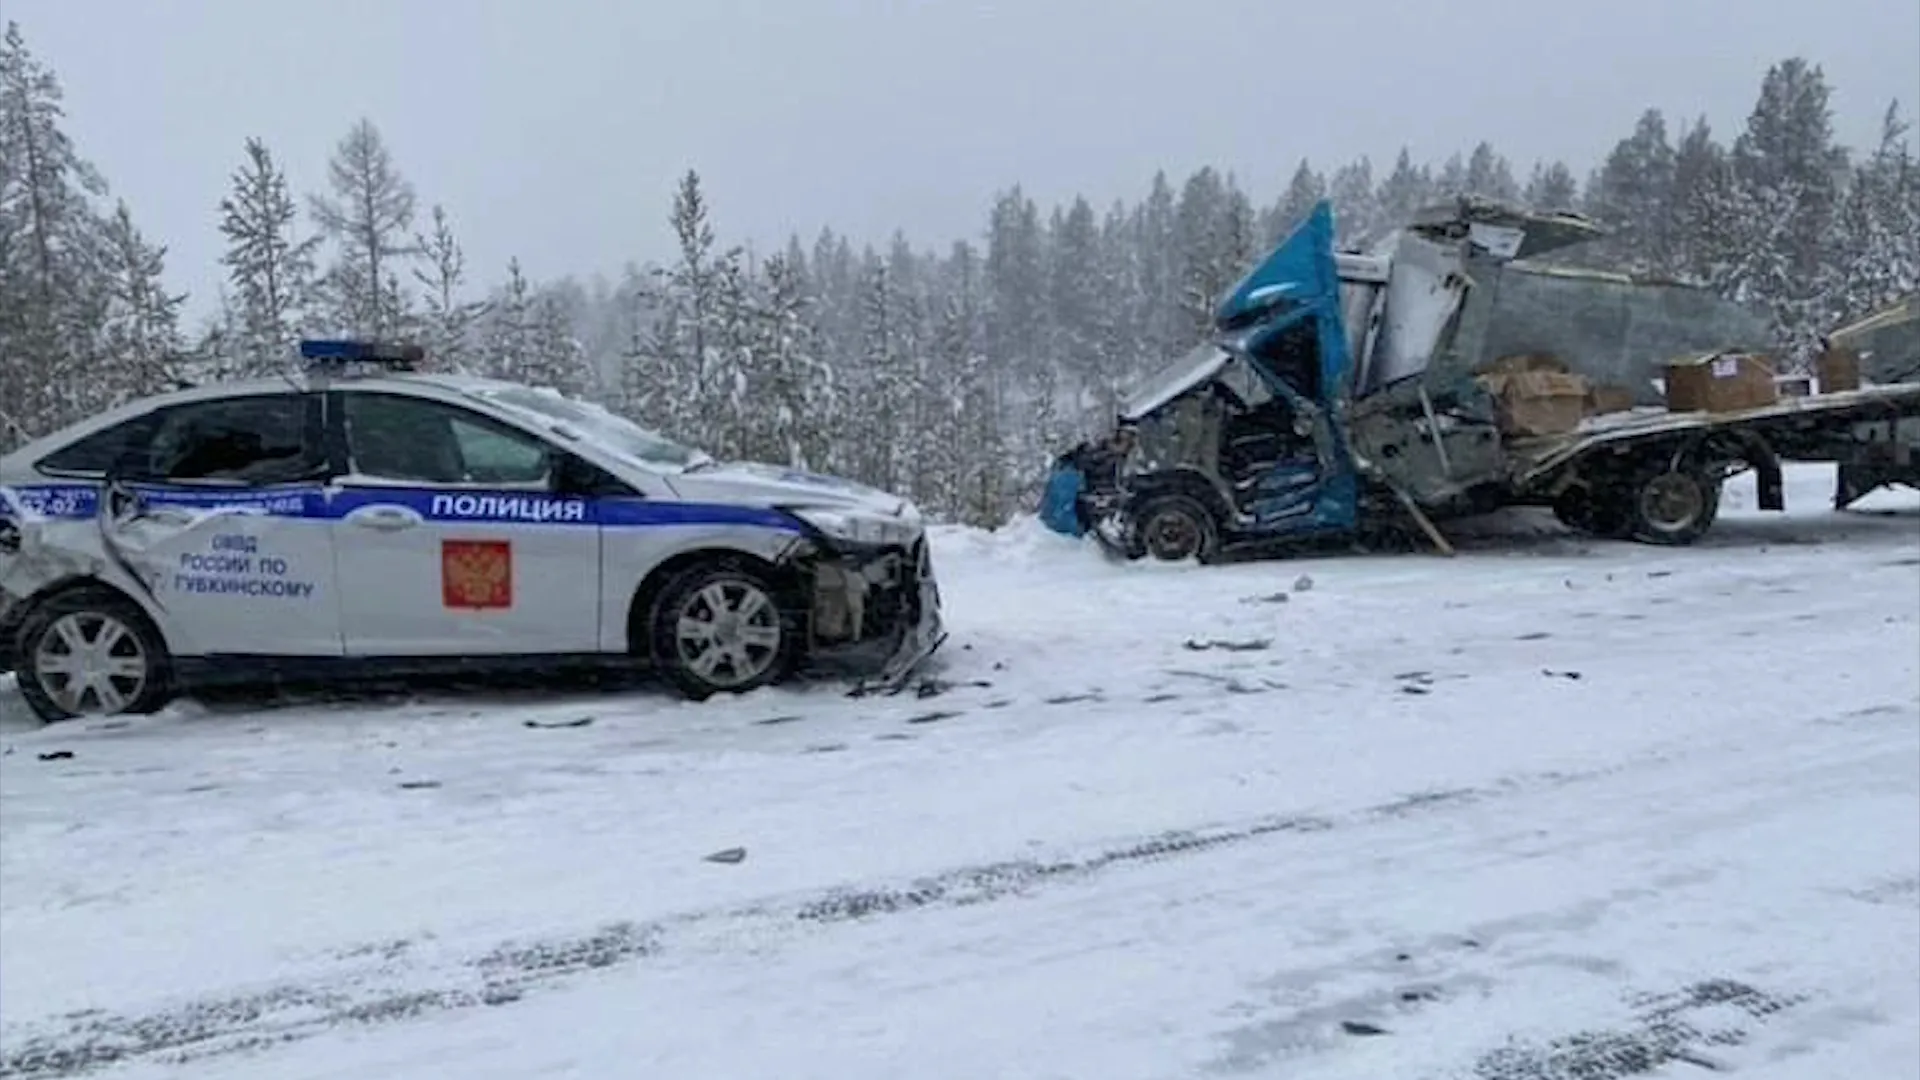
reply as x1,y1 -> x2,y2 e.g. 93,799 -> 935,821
344,504 -> 423,532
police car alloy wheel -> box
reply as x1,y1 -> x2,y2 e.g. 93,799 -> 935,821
650,563 -> 792,699
15,588 -> 173,723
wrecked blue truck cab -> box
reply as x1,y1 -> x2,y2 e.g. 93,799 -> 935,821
1044,203 -> 1365,561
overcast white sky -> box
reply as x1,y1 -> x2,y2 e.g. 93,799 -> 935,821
6,0 -> 1917,326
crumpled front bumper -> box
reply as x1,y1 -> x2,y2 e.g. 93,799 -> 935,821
803,535 -> 945,690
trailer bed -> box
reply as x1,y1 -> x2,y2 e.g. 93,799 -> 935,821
1504,382 -> 1920,487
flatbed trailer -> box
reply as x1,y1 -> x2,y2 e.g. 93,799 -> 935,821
1489,382 -> 1920,543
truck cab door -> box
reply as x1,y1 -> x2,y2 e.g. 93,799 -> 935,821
1236,320 -> 1360,535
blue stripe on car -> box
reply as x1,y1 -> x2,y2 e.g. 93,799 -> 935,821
0,484 -> 803,532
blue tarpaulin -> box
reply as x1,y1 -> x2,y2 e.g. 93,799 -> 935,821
1038,463 -> 1086,537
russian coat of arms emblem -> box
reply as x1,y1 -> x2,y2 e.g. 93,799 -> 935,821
441,540 -> 513,610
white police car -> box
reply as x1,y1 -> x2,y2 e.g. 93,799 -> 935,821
0,341 -> 943,722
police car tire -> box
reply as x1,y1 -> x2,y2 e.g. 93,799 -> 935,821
14,587 -> 174,724
647,561 -> 795,701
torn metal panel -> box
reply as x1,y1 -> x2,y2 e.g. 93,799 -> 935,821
1405,195 -> 1606,261
1361,231 -> 1472,394
1119,344 -> 1233,423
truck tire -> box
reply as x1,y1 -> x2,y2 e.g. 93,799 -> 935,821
13,586 -> 174,724
1552,486 -> 1630,539
648,560 -> 795,700
1623,463 -> 1721,546
1134,495 -> 1219,563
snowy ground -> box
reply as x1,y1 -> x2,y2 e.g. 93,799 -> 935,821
1,465 -> 1916,1080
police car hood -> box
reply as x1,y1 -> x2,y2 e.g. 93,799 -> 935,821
667,462 -> 915,519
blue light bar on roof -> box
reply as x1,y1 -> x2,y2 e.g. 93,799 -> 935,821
298,339 -> 426,365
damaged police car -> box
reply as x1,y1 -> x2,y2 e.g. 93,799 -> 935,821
0,341 -> 943,723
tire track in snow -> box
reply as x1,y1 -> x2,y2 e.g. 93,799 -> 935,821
8,708 -> 1906,1079
0,763 -> 1614,1079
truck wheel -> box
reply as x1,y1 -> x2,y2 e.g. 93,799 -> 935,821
648,561 -> 794,700
1135,496 -> 1218,563
1625,465 -> 1720,545
1552,487 -> 1629,538
13,587 -> 174,724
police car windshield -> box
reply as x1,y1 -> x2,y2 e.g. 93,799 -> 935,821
474,387 -> 712,471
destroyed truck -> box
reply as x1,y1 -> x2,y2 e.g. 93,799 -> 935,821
1040,197 -> 1920,562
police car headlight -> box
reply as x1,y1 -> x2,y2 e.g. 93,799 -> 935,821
786,508 -> 919,547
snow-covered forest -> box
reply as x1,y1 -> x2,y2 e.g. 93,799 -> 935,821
2,19 -> 1915,524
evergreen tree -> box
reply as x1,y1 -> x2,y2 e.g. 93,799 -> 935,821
1831,101 -> 1919,321
217,137 -> 317,375
412,204 -> 485,372
1374,149 -> 1432,233
0,20 -> 112,445
749,252 -> 833,468
310,118 -> 418,338
1048,194 -> 1102,382
1326,157 -> 1380,246
1463,141 -> 1520,202
1723,59 -> 1850,357
96,200 -> 185,402
1668,116 -> 1728,283
1584,109 -> 1677,272
1264,159 -> 1326,244
1523,160 -> 1580,214
482,258 -> 535,382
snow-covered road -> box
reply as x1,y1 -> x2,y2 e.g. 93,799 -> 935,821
2,467 -> 1917,1079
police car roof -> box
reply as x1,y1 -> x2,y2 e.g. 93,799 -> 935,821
146,369 -> 518,404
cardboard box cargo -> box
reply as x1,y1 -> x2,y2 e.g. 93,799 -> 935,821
1479,369 -> 1590,436
1815,345 -> 1862,392
1663,352 -> 1778,413
1584,383 -> 1639,416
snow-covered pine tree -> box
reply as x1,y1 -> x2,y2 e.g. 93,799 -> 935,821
1374,149 -> 1432,235
1667,117 -> 1728,284
1133,171 -> 1184,362
0,20 -> 115,446
1463,141 -> 1521,203
309,118 -> 419,338
1326,157 -> 1380,247
412,204 -> 486,372
1523,161 -> 1580,214
526,287 -> 594,398
96,200 -> 186,404
854,254 -> 920,491
1583,109 -> 1677,272
1172,167 -> 1229,337
217,137 -> 316,376
1048,195 -> 1103,389
706,249 -> 758,460
1433,153 -> 1469,200
1263,159 -> 1326,245
748,251 -> 833,469
1722,58 -> 1851,359
1092,200 -> 1146,412
984,186 -> 1050,373
1830,101 -> 1920,323
616,265 -> 678,430
482,258 -> 535,382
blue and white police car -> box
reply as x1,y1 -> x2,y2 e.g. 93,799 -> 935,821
0,341 -> 943,722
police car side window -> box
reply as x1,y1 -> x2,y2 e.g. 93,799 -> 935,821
344,393 -> 550,487
147,395 -> 322,485
35,415 -> 158,476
